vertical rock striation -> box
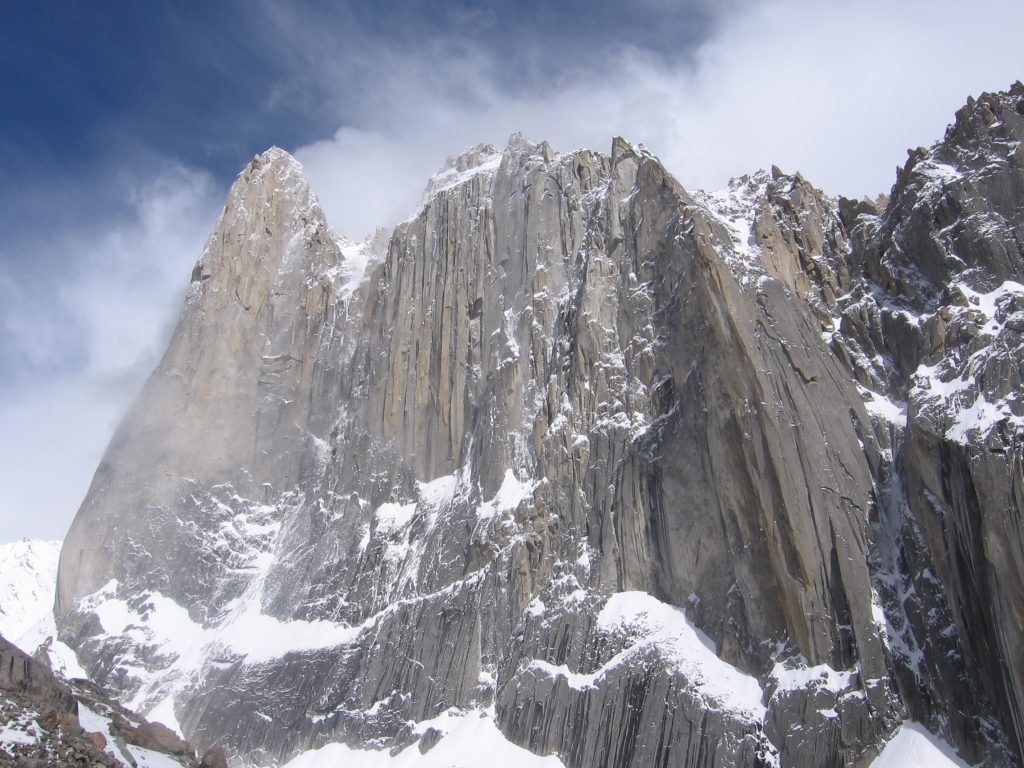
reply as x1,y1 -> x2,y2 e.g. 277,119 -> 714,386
55,86 -> 1024,767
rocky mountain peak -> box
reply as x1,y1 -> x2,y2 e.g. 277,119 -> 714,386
503,130 -> 553,157
53,85 -> 1024,767
610,134 -> 643,161
247,145 -> 304,175
190,144 -> 334,289
871,83 -> 1024,308
945,81 -> 1024,152
423,142 -> 503,199
444,142 -> 500,174
497,132 -> 558,173
231,145 -> 319,224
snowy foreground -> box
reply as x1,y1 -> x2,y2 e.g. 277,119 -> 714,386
0,536 -> 980,768
873,722 -> 970,768
281,707 -> 562,768
281,717 -> 967,768
282,715 -> 973,767
0,538 -> 976,767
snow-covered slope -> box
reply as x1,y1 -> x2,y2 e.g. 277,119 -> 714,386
0,538 -> 86,680
872,722 -> 971,768
0,539 -> 60,640
281,707 -> 563,768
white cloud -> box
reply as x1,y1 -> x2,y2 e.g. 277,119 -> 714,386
659,0 -> 1024,195
4,0 -> 1023,542
297,127 -> 442,240
296,0 -> 1024,238
0,165 -> 220,541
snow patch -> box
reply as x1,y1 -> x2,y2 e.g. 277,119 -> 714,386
374,501 -> 417,536
126,744 -> 186,768
424,150 -> 502,199
870,722 -> 970,768
0,538 -> 87,680
769,660 -> 855,695
915,159 -> 964,198
86,581 -> 362,669
332,233 -> 387,301
529,591 -> 766,721
910,280 -> 1024,444
281,707 -> 563,768
79,578 -> 366,714
77,703 -> 177,768
144,697 -> 182,738
693,173 -> 769,288
417,473 -> 460,509
0,708 -> 40,746
947,392 -> 1024,444
858,385 -> 907,426
478,470 -> 535,520
17,610 -> 88,680
525,597 -> 546,618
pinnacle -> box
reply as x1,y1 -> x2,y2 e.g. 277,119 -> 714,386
442,143 -> 500,174
244,145 -> 305,178
227,145 -> 316,210
505,131 -> 532,150
256,145 -> 300,166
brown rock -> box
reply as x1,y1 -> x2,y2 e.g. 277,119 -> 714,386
0,634 -> 77,716
200,746 -> 228,768
131,721 -> 188,754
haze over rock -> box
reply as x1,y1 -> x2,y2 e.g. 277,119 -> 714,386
52,83 -> 1024,767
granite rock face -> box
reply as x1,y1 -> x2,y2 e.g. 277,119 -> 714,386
56,86 -> 1024,767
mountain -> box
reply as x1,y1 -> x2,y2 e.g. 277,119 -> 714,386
53,82 -> 1024,767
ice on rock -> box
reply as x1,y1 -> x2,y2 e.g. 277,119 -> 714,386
422,144 -> 503,200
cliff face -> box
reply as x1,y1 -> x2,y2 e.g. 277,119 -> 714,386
829,84 -> 1024,764
56,84 -> 1024,767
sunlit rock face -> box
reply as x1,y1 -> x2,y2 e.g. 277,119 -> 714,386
56,84 -> 1024,767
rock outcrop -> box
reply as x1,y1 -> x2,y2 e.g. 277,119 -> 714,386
54,85 -> 1024,767
0,631 -> 208,767
0,633 -> 77,720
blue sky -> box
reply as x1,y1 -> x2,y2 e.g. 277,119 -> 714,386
1,1 -> 711,216
2,0 -> 1022,541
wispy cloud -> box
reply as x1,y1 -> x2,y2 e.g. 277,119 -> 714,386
291,0 -> 1024,237
2,0 -> 1022,541
0,164 -> 219,539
